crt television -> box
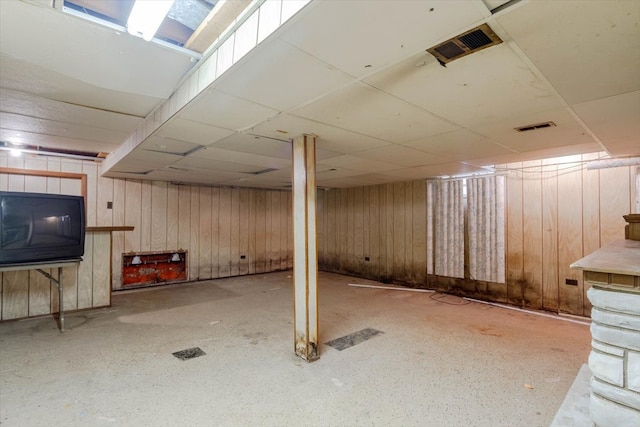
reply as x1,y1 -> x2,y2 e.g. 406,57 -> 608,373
0,191 -> 86,265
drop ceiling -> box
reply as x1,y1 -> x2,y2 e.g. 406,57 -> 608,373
1,0 -> 639,189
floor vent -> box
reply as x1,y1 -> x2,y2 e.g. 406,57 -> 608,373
427,23 -> 502,65
172,347 -> 206,360
325,328 -> 383,351
515,121 -> 557,132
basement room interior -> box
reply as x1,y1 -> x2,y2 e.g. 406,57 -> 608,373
0,0 -> 639,426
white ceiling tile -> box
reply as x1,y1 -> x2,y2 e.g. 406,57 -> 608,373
0,0 -> 196,99
356,145 -> 445,167
0,112 -> 129,144
195,146 -> 290,169
279,0 -> 487,78
0,129 -> 120,153
318,154 -> 400,172
172,155 -> 267,174
180,90 -> 279,130
466,142 -> 603,167
317,173 -> 406,188
291,83 -> 457,143
0,55 -> 160,117
383,162 -> 491,179
471,108 -> 596,153
156,118 -> 234,145
248,114 -> 391,154
216,39 -> 353,111
210,133 -> 292,159
572,91 -> 640,153
0,89 -> 141,132
600,137 -> 640,158
496,0 -> 640,104
365,44 -> 563,128
138,136 -> 202,156
402,129 -> 515,161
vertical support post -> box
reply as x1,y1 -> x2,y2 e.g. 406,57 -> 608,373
292,134 -> 319,361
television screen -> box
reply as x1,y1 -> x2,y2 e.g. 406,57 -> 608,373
0,191 -> 86,265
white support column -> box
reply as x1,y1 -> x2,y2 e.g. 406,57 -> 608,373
291,134 -> 319,362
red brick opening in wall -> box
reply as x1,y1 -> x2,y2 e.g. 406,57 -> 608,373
122,250 -> 187,287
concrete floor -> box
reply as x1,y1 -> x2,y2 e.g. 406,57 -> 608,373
0,271 -> 591,427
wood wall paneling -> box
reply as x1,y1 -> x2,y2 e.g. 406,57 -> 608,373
111,178 -> 126,289
140,181 -> 152,251
92,232 -> 111,307
218,187 -> 232,277
210,187 -> 220,279
77,235 -> 94,309
255,190 -> 266,273
239,189 -> 250,275
541,161 -> 559,311
412,180 -> 427,284
280,191 -> 289,271
506,163 -> 524,305
29,269 -> 51,316
521,160 -> 543,308
600,167 -> 630,246
384,184 -> 394,279
151,181 -> 168,251
354,187 -> 364,274
369,185 -> 380,279
189,185 -> 200,280
230,188 -> 241,276
581,153 -> 600,316
557,158 -> 584,314
2,272 -> 27,319
124,180 -> 142,253
166,183 -> 179,250
199,187 -> 213,280
248,189 -> 257,274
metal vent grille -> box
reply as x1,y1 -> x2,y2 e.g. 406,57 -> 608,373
427,23 -> 502,64
246,168 -> 278,175
515,121 -> 557,132
459,29 -> 493,50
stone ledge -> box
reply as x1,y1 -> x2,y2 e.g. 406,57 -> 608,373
589,350 -> 624,386
591,378 -> 640,411
591,323 -> 640,352
591,393 -> 640,427
592,307 -> 640,331
629,351 -> 640,393
592,339 -> 625,357
588,287 -> 640,315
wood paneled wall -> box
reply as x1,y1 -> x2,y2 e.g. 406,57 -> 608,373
0,153 -> 292,320
317,154 -> 636,317
503,153 -> 636,316
317,181 -> 427,286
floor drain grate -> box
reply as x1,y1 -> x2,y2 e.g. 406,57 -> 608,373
172,347 -> 206,360
325,327 -> 384,351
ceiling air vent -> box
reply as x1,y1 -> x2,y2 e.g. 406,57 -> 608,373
515,121 -> 557,132
246,168 -> 278,176
427,23 -> 502,65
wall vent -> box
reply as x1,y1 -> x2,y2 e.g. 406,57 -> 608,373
246,168 -> 277,175
427,23 -> 502,64
515,121 -> 557,132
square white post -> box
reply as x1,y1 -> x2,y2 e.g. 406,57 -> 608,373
291,134 -> 319,361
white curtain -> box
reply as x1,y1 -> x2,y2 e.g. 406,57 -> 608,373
467,175 -> 506,283
432,180 -> 464,278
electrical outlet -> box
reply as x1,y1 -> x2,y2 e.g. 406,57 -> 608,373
107,201 -> 113,209
565,278 -> 578,286
240,255 -> 246,260
365,256 -> 370,261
